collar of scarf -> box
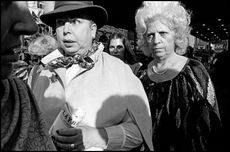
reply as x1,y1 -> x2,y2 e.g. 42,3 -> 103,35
43,41 -> 99,70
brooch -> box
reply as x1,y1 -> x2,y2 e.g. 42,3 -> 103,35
50,73 -> 58,83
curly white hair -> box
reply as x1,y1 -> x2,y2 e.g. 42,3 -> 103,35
135,1 -> 192,56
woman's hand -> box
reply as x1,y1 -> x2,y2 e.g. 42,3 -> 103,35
52,123 -> 108,151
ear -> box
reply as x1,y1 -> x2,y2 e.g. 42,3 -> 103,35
90,23 -> 97,39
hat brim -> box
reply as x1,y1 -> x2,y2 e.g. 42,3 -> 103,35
40,5 -> 108,29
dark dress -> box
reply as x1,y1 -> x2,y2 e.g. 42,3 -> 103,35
137,58 -> 222,151
211,50 -> 230,151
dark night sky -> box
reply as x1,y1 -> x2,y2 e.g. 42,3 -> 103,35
95,0 -> 229,41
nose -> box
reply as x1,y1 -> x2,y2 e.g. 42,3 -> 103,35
114,47 -> 119,53
63,22 -> 71,35
153,33 -> 161,44
13,9 -> 38,35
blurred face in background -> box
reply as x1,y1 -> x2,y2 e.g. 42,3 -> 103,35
109,38 -> 125,61
1,1 -> 38,79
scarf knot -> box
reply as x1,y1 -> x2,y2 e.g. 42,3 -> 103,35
44,56 -> 95,69
42,40 -> 100,70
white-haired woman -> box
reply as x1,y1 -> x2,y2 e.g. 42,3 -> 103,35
135,1 -> 222,151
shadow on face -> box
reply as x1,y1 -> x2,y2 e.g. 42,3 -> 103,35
1,1 -> 38,79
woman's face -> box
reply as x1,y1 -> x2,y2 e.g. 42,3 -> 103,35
145,20 -> 175,59
109,38 -> 125,61
1,1 -> 38,79
55,17 -> 97,56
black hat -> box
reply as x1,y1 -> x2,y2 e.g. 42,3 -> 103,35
40,1 -> 108,28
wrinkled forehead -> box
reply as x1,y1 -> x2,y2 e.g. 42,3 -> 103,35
109,38 -> 124,46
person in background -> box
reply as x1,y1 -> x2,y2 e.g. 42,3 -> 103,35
12,34 -> 58,82
1,1 -> 56,151
135,1 -> 222,151
29,1 -> 153,151
108,32 -> 143,75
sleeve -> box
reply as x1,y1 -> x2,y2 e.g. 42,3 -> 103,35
188,59 -> 222,151
202,74 -> 222,151
190,59 -> 220,115
104,110 -> 143,150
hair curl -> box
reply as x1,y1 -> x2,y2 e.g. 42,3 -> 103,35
28,35 -> 58,56
135,1 -> 192,56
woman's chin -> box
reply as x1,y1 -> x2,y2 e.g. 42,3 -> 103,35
63,48 -> 86,56
152,52 -> 165,58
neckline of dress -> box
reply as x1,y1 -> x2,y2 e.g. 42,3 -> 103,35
152,65 -> 168,75
147,58 -> 190,83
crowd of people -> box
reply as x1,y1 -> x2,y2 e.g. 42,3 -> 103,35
1,1 -> 228,151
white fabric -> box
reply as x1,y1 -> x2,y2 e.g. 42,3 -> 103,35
66,64 -> 80,85
29,43 -> 153,150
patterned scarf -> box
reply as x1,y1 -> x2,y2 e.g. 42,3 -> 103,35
43,40 -> 99,70
1,78 -> 56,151
45,55 -> 95,69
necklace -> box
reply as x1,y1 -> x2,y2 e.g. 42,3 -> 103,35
152,65 -> 168,75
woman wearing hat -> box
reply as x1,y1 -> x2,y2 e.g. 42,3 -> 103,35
29,1 -> 153,151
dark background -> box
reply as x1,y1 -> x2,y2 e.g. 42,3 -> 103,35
96,0 -> 229,43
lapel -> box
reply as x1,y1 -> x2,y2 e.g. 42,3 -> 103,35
52,67 -> 66,88
53,65 -> 89,87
